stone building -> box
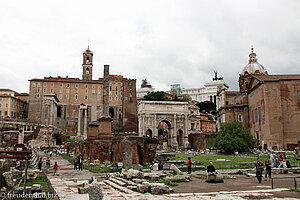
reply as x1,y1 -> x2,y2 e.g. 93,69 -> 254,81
0,89 -> 28,120
217,48 -> 300,150
28,47 -> 137,133
138,100 -> 216,149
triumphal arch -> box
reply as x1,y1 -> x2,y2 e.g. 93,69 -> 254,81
138,101 -> 189,148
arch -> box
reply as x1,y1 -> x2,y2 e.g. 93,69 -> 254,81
57,105 -> 62,118
145,129 -> 152,137
158,120 -> 172,147
109,107 -> 114,118
86,68 -> 90,74
137,145 -> 144,165
177,129 -> 184,147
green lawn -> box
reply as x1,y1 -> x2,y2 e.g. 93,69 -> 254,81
20,175 -> 48,188
169,153 -> 298,170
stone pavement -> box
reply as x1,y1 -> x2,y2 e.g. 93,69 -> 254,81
37,152 -> 299,200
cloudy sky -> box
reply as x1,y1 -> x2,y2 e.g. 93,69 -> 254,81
0,0 -> 299,93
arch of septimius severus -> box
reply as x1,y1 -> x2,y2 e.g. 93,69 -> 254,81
138,101 -> 190,148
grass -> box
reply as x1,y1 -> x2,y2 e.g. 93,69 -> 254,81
169,153 -> 299,170
20,175 -> 48,189
65,138 -> 78,143
149,179 -> 179,187
65,132 -> 77,137
61,154 -> 118,173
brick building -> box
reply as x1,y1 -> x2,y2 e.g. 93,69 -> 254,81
217,48 -> 300,150
28,47 -> 137,133
0,89 -> 28,119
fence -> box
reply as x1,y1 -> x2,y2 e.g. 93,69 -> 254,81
271,176 -> 300,190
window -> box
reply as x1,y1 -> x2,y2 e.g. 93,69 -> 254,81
0,111 -> 1,115
255,109 -> 258,122
51,83 -> 54,87
37,94 -> 40,98
75,84 -> 79,88
59,89 -> 63,93
92,85 -> 95,88
0,104 -> 1,107
116,86 -> 118,95
37,88 -> 40,93
85,84 -> 88,88
109,96 -> 112,101
229,116 -> 231,121
66,94 -> 69,99
238,114 -> 243,122
92,90 -> 95,94
98,90 -> 101,94
66,83 -> 70,88
43,88 -> 46,93
75,89 -> 78,94
297,91 -> 300,104
32,82 -> 36,86
252,110 -> 254,123
85,96 -> 88,100
75,95 -> 78,100
97,95 -> 101,100
85,90 -> 88,94
259,107 -> 262,121
44,82 -> 47,87
98,85 -> 101,88
66,89 -> 69,93
59,94 -> 63,99
109,86 -> 112,91
37,82 -> 41,86
60,83 -> 63,87
5,111 -> 7,115
115,96 -> 118,101
6,104 -> 8,107
51,89 -> 54,93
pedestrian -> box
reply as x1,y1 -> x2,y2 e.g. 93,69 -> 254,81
275,153 -> 279,167
255,158 -> 264,183
187,157 -> 192,174
78,155 -> 83,171
38,158 -> 43,171
264,159 -> 271,181
50,151 -> 52,157
234,149 -> 239,157
46,157 -> 51,171
270,152 -> 274,168
74,159 -> 77,170
53,162 -> 58,176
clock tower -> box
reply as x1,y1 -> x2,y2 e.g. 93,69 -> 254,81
82,46 -> 93,80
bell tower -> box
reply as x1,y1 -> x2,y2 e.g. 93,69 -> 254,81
82,46 -> 93,80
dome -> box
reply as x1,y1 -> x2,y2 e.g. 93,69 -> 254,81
241,48 -> 268,75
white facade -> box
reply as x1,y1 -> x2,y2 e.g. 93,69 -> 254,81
167,79 -> 229,103
136,87 -> 155,99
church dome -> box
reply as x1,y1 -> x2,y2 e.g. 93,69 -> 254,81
241,48 -> 268,75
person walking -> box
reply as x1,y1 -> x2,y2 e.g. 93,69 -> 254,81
78,155 -> 83,171
38,158 -> 43,171
53,162 -> 58,176
264,159 -> 272,181
255,158 -> 264,183
74,159 -> 77,170
270,152 -> 274,167
46,157 -> 51,171
187,157 -> 192,174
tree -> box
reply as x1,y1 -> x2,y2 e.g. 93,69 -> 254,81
144,91 -> 165,101
196,101 -> 216,113
216,121 -> 256,153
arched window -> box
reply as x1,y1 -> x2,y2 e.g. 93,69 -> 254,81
109,107 -> 114,118
86,68 -> 90,74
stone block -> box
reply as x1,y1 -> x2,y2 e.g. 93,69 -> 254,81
170,164 -> 181,173
150,183 -> 169,195
137,184 -> 145,193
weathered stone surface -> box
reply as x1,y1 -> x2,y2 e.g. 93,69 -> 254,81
137,184 -> 145,193
150,183 -> 169,195
3,172 -> 14,187
31,184 -> 42,190
84,184 -> 103,200
153,163 -> 159,171
170,164 -> 181,173
165,175 -> 187,182
126,169 -> 144,179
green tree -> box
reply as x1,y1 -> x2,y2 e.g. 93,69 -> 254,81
144,91 -> 165,101
196,101 -> 216,113
216,121 -> 256,153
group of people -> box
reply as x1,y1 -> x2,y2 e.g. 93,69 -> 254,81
270,152 -> 291,168
74,155 -> 83,171
37,157 -> 59,176
254,158 -> 272,183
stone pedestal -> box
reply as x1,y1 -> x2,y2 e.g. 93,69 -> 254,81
88,121 -> 100,138
98,117 -> 112,135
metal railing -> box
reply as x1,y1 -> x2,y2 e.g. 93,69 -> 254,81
271,176 -> 300,190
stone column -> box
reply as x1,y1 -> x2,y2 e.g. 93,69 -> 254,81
91,93 -> 97,121
102,65 -> 110,117
184,114 -> 189,148
83,108 -> 88,139
142,114 -> 145,136
153,114 -> 157,138
77,108 -> 82,137
171,114 -> 178,148
18,127 -> 24,144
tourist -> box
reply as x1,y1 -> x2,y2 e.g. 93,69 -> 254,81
255,158 -> 264,183
158,162 -> 163,170
278,156 -> 283,168
264,159 -> 271,181
187,157 -> 192,174
234,149 -> 239,157
275,153 -> 279,167
50,151 -> 52,157
149,163 -> 153,170
38,158 -> 43,171
74,159 -> 77,170
78,155 -> 83,171
207,162 -> 216,182
53,162 -> 58,176
46,157 -> 51,171
16,160 -> 21,169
